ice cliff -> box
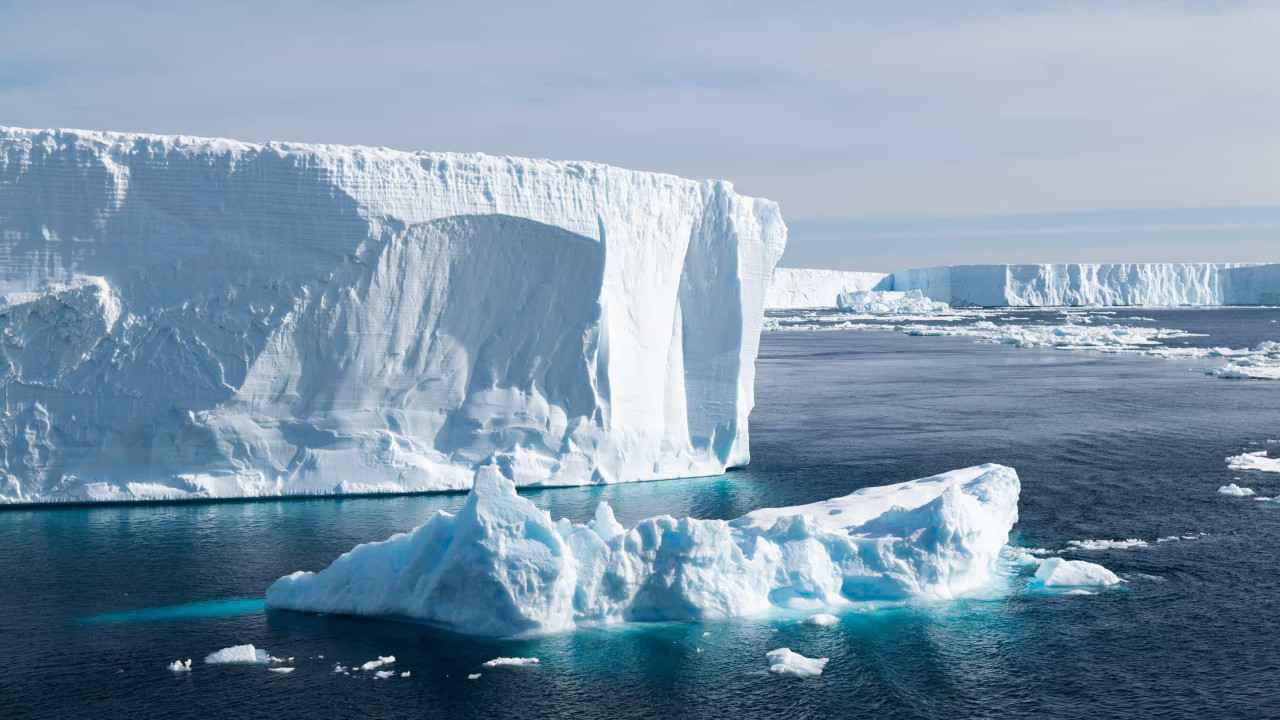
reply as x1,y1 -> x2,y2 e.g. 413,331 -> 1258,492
265,463 -> 1020,636
767,263 -> 1280,309
765,268 -> 890,309
0,126 -> 786,503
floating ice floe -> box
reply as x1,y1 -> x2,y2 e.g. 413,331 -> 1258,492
1033,558 -> 1121,588
266,464 -> 1020,637
400,671 -> 410,678
766,648 -> 829,678
373,670 -> 395,679
835,289 -> 949,314
468,673 -> 482,680
167,659 -> 192,673
1067,539 -> 1149,551
482,657 -> 540,668
360,656 -> 395,671
1218,484 -> 1256,497
1227,451 -> 1280,473
269,667 -> 294,674
204,644 -> 270,665
1205,342 -> 1280,380
801,613 -> 839,628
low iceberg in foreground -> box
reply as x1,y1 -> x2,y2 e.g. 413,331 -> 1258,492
1227,451 -> 1280,474
266,464 -> 1019,637
1218,483 -> 1256,497
766,648 -> 829,678
1033,558 -> 1120,588
204,644 -> 270,665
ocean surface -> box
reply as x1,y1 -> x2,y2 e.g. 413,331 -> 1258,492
3,308 -> 1279,719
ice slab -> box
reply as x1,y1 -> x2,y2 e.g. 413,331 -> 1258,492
1227,451 -> 1280,473
766,648 -> 828,678
1033,558 -> 1121,588
1218,484 -> 1256,497
204,644 -> 269,665
266,464 -> 1019,637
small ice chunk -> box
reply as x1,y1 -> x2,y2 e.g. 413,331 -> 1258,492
1033,557 -> 1121,588
268,667 -> 294,674
400,671 -> 410,678
482,657 -> 539,668
167,659 -> 192,673
1066,539 -> 1148,551
204,644 -> 269,665
702,631 -> 712,637
374,670 -> 395,679
360,655 -> 396,671
766,648 -> 829,678
468,673 -> 482,680
801,613 -> 839,628
1218,483 -> 1255,497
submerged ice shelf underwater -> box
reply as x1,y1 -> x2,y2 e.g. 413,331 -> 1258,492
266,464 -> 1024,636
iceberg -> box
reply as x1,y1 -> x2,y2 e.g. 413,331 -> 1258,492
204,644 -> 269,665
1227,451 -> 1280,473
481,657 -> 540,668
1032,558 -> 1120,588
801,613 -> 839,627
265,463 -> 1019,637
1217,483 -> 1256,497
0,127 -> 786,504
765,268 -> 890,309
834,289 -> 948,314
167,659 -> 192,673
765,648 -> 828,678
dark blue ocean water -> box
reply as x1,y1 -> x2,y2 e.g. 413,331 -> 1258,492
3,308 -> 1279,719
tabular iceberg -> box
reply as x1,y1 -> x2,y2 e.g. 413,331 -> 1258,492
265,463 -> 1020,637
0,127 -> 786,503
765,268 -> 890,309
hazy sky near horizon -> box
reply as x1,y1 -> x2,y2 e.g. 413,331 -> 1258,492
2,0 -> 1277,270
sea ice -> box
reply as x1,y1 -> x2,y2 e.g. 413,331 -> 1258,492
835,289 -> 949,314
1066,539 -> 1148,551
204,644 -> 269,665
1205,342 -> 1280,380
374,670 -> 394,679
1033,558 -> 1121,588
481,657 -> 540,668
266,464 -> 1020,637
468,673 -> 482,680
766,648 -> 829,678
167,659 -> 192,673
1227,451 -> 1280,473
801,613 -> 839,627
269,667 -> 294,674
1217,484 -> 1256,497
360,656 -> 395,671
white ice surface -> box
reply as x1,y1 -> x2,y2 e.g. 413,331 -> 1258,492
269,667 -> 295,674
766,648 -> 829,678
204,644 -> 269,665
1227,451 -> 1280,473
0,126 -> 786,504
360,656 -> 395,671
167,659 -> 192,673
1066,539 -> 1148,551
266,463 -> 1019,637
481,657 -> 540,668
765,268 -> 890,309
1033,558 -> 1121,588
1218,483 -> 1256,497
835,289 -> 948,314
801,613 -> 839,627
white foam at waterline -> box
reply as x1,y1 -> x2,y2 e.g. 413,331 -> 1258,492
766,648 -> 829,678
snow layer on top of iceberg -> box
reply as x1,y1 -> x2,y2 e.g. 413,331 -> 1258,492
265,463 -> 1020,637
894,263 -> 1275,307
0,126 -> 786,503
765,268 -> 890,309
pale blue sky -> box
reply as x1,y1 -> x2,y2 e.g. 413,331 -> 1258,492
2,0 -> 1277,270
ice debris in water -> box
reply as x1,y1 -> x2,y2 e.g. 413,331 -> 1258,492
204,644 -> 269,665
374,670 -> 394,679
1218,484 -> 1256,497
266,464 -> 1020,637
482,657 -> 540,668
835,289 -> 948,314
360,656 -> 395,671
1033,558 -> 1121,588
1227,451 -> 1280,473
268,667 -> 294,674
468,673 -> 482,680
766,648 -> 829,678
801,613 -> 839,628
1206,342 -> 1280,380
400,671 -> 410,678
167,659 -> 192,673
1067,539 -> 1148,551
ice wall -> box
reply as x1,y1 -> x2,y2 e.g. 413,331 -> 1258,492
765,268 -> 890,309
0,127 -> 786,503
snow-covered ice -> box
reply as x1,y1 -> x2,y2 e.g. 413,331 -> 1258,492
1218,484 -> 1256,497
835,289 -> 949,314
1033,558 -> 1121,588
0,126 -> 786,504
1227,451 -> 1280,473
766,648 -> 829,678
1205,342 -> 1280,380
766,268 -> 890,309
1067,539 -> 1148,551
204,644 -> 269,665
373,670 -> 394,679
360,656 -> 395,671
266,463 -> 1019,636
481,657 -> 540,668
801,613 -> 839,627
167,659 -> 192,673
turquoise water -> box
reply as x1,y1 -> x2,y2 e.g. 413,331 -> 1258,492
2,308 -> 1279,719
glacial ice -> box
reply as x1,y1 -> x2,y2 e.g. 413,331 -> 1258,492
835,289 -> 948,314
766,268 -> 890,309
167,659 -> 192,673
1217,484 -> 1256,497
204,644 -> 269,665
481,657 -> 540,668
0,126 -> 787,504
1066,539 -> 1148,551
360,656 -> 395,671
1033,558 -> 1121,588
1227,451 -> 1280,473
766,648 -> 828,678
1206,343 -> 1280,380
265,463 -> 1019,637
468,673 -> 482,680
801,613 -> 839,627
